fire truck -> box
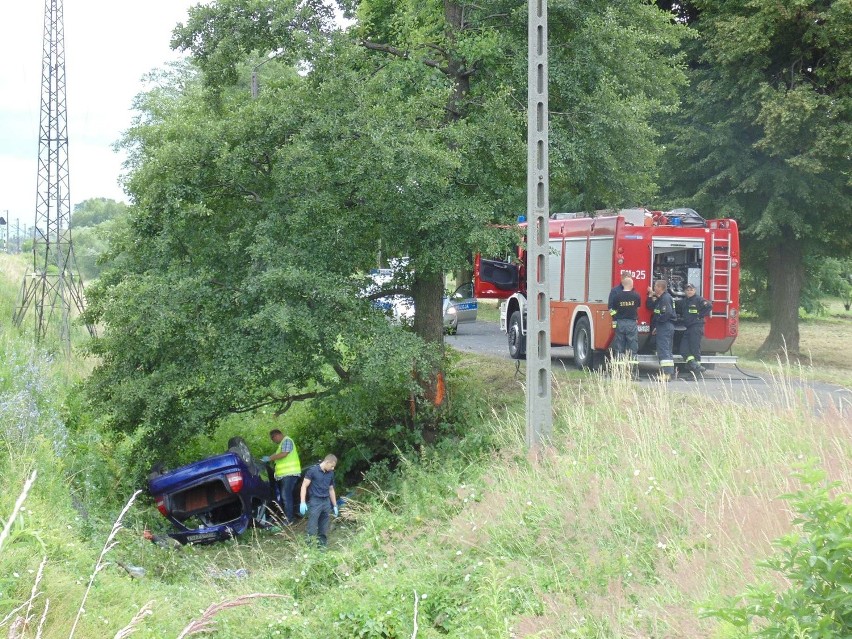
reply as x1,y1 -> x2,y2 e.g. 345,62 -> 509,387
473,208 -> 740,370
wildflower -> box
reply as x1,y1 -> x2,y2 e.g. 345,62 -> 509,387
464,574 -> 471,582
633,469 -> 640,476
421,594 -> 428,600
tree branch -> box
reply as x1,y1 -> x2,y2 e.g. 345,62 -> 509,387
230,390 -> 329,415
332,362 -> 351,382
359,40 -> 410,59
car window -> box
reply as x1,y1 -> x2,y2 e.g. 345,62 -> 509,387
453,282 -> 474,299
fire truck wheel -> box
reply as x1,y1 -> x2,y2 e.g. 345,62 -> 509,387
573,316 -> 601,371
508,311 -> 526,359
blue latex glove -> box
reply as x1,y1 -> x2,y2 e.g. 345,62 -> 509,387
261,456 -> 270,463
333,505 -> 339,517
299,502 -> 308,516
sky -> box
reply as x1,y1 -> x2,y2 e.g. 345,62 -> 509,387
0,0 -> 198,229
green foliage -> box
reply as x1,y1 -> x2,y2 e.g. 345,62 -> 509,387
659,0 -> 852,349
742,257 -> 852,318
68,198 -> 129,280
71,198 -> 129,229
703,465 -> 852,637
812,258 -> 852,299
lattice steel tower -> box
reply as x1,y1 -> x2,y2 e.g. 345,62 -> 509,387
14,0 -> 95,349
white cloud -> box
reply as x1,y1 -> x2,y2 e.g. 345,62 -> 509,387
0,0 -> 198,225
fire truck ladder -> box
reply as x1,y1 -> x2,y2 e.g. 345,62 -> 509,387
710,231 -> 731,316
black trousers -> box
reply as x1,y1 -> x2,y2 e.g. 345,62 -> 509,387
681,322 -> 704,366
655,322 -> 675,375
307,497 -> 332,546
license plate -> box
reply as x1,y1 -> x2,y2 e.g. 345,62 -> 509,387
638,325 -> 650,333
186,532 -> 218,542
456,302 -> 477,311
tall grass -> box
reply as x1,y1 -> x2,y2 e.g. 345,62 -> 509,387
1,319 -> 849,637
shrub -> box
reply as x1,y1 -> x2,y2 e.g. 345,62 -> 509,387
703,464 -> 852,637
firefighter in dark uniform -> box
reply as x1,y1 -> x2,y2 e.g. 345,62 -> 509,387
677,283 -> 712,374
610,276 -> 641,360
646,279 -> 677,380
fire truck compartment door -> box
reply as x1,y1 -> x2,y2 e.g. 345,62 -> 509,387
562,239 -> 586,301
475,258 -> 519,298
588,238 -> 614,303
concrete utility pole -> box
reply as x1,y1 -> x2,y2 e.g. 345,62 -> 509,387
525,0 -> 553,448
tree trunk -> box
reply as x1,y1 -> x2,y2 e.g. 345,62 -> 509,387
411,269 -> 446,443
412,270 -> 445,344
757,229 -> 803,357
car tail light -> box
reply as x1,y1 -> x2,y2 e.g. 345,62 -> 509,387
155,496 -> 169,516
226,472 -> 244,493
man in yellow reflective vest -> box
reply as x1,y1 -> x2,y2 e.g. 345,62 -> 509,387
262,429 -> 301,525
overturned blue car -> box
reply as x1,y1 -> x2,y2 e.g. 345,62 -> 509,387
148,438 -> 280,544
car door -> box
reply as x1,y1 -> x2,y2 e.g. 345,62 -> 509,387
451,282 -> 478,323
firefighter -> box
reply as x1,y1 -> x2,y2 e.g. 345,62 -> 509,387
607,271 -> 631,312
678,283 -> 712,374
646,279 -> 677,380
610,275 -> 641,362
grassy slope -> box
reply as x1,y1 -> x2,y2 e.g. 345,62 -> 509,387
1,255 -> 851,638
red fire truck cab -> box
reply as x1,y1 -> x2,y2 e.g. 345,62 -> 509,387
474,208 -> 740,370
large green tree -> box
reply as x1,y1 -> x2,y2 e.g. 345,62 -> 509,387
172,0 -> 687,341
85,0 -> 688,458
660,0 -> 851,356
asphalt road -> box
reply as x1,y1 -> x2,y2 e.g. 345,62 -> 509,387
447,320 -> 852,417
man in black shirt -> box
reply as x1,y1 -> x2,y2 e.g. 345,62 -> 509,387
677,283 -> 712,374
610,275 -> 641,360
299,454 -> 339,547
607,272 -> 630,313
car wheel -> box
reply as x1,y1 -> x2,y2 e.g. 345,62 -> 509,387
446,318 -> 458,335
508,311 -> 526,359
573,316 -> 601,370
